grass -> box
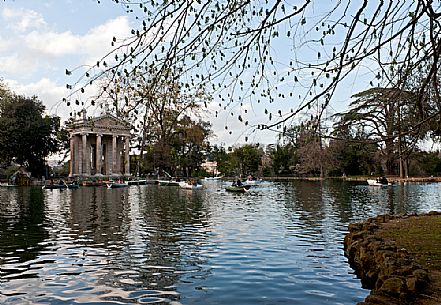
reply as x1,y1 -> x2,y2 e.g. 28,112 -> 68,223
377,215 -> 441,271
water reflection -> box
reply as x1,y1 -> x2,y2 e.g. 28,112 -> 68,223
0,187 -> 47,265
0,182 -> 440,304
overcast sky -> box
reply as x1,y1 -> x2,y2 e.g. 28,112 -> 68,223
0,1 -> 283,148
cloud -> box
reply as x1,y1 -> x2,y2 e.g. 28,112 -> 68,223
82,17 -> 132,61
23,16 -> 131,60
5,77 -> 70,117
1,7 -> 47,32
24,30 -> 80,57
0,6 -> 133,123
0,6 -> 131,80
0,5 -> 271,146
0,54 -> 35,75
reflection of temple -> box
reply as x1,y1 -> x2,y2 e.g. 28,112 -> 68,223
68,111 -> 131,177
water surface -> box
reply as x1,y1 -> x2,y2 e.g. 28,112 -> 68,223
1,180 -> 441,304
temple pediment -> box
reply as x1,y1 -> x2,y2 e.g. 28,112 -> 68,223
69,113 -> 131,134
90,114 -> 129,129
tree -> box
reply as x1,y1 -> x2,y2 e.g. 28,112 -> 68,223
64,1 -> 441,143
271,144 -> 298,176
0,84 -> 64,177
139,114 -> 211,177
221,144 -> 262,177
120,70 -> 212,176
172,116 -> 212,177
208,145 -> 229,176
334,87 -> 426,177
327,125 -> 378,176
291,120 -> 329,177
417,151 -> 441,176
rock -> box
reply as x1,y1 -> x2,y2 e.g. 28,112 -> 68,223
406,276 -> 418,293
344,213 -> 434,304
364,294 -> 400,305
413,269 -> 428,281
428,211 -> 441,216
379,277 -> 404,297
395,265 -> 415,276
348,222 -> 363,232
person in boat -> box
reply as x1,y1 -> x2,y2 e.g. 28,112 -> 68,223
376,176 -> 388,184
232,178 -> 243,187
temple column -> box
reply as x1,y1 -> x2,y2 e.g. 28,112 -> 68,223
124,136 -> 130,175
82,133 -> 87,175
69,135 -> 74,176
96,134 -> 102,175
78,135 -> 83,175
112,134 -> 117,175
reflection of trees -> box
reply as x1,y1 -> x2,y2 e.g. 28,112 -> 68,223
126,187 -> 211,290
67,186 -> 211,301
282,180 -> 382,227
282,180 -> 326,229
384,184 -> 416,215
325,180 -> 405,220
286,181 -> 439,225
0,187 -> 47,265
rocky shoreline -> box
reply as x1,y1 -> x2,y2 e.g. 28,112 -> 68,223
344,213 -> 441,305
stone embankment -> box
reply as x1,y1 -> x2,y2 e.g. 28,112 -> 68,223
344,214 -> 436,305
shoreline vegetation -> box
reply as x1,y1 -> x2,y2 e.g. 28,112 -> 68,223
268,176 -> 441,183
3,175 -> 441,186
345,213 -> 441,305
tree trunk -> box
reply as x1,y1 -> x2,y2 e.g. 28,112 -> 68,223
398,103 -> 404,178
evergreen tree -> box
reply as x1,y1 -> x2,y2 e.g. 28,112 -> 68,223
0,84 -> 63,177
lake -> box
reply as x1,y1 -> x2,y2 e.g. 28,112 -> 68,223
1,180 -> 441,304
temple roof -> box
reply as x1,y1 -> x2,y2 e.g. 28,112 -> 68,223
68,112 -> 131,136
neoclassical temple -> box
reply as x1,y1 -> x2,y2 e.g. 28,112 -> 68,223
68,111 -> 131,178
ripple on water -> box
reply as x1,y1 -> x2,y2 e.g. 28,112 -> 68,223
4,182 -> 441,304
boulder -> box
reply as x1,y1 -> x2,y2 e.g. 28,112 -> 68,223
344,214 -> 431,304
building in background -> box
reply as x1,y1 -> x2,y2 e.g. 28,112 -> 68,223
68,110 -> 131,178
201,161 -> 220,176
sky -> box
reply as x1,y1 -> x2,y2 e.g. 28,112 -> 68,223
4,1 -> 436,152
0,2 -> 128,118
0,0 -> 282,148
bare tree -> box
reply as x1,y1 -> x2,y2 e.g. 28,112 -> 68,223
64,1 -> 441,141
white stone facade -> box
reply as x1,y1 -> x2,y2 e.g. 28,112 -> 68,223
68,113 -> 131,177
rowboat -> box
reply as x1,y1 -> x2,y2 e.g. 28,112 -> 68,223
204,176 -> 221,181
82,180 -> 106,187
367,177 -> 393,186
42,184 -> 66,189
179,181 -> 203,190
42,182 -> 79,189
225,185 -> 251,193
67,183 -> 80,189
243,179 -> 261,186
145,180 -> 158,184
107,182 -> 129,188
158,180 -> 180,186
127,179 -> 147,185
0,183 -> 17,187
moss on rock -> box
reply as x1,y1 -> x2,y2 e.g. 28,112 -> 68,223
344,213 -> 440,304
